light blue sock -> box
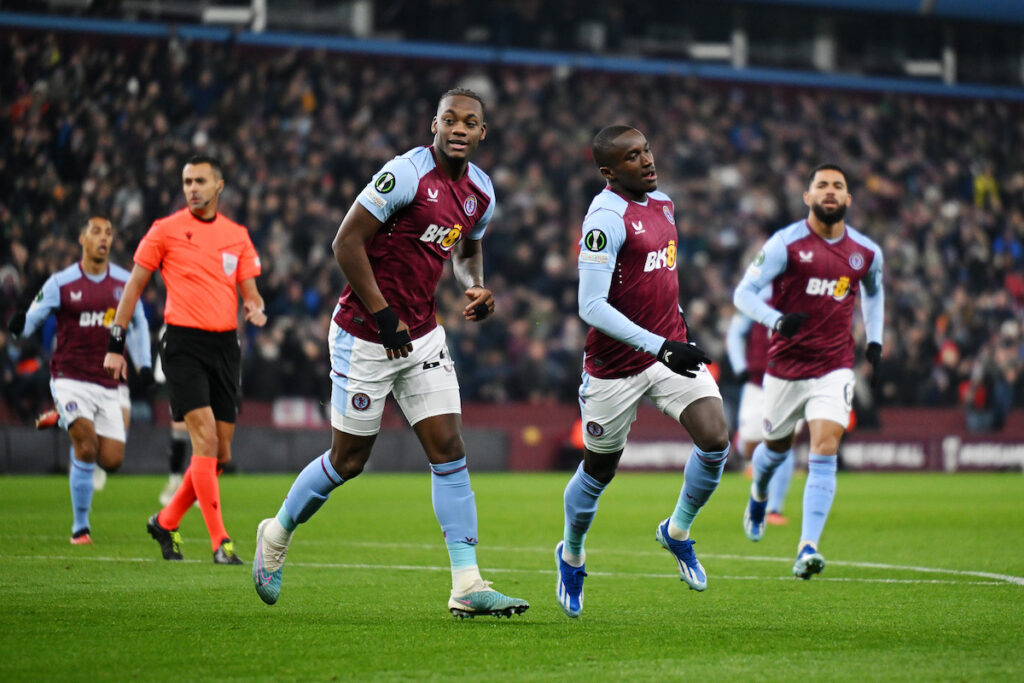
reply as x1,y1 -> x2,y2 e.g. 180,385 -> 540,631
430,457 -> 478,570
670,445 -> 729,532
752,442 -> 791,500
563,462 -> 607,557
69,452 -> 95,535
767,451 -> 795,513
801,454 -> 838,545
280,451 -> 344,532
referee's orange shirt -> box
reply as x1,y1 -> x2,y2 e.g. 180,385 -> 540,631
134,208 -> 262,332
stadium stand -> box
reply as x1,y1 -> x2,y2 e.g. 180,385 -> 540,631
1,16 -> 1022,440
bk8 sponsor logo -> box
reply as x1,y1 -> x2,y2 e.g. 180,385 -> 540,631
805,276 -> 851,301
79,308 -> 116,327
420,223 -> 463,251
643,239 -> 676,273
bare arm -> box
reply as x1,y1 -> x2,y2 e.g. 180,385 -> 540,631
333,202 -> 389,313
238,277 -> 267,327
332,202 -> 412,358
452,237 -> 493,321
114,265 -> 154,328
104,264 -> 153,380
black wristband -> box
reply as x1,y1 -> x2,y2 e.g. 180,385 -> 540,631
372,306 -> 411,349
107,324 -> 126,354
372,306 -> 399,335
865,342 -> 882,367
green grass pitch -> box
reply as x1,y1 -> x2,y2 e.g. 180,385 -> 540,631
1,470 -> 1021,681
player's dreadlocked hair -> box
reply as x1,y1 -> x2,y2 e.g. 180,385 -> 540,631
439,87 -> 486,120
592,125 -> 638,168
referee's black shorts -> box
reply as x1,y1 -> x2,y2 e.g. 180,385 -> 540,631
160,325 -> 241,423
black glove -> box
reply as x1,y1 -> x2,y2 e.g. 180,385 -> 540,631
865,342 -> 881,367
471,303 -> 490,321
372,306 -> 412,351
657,340 -> 712,378
7,310 -> 26,336
865,342 -> 882,389
774,312 -> 809,338
137,366 -> 155,391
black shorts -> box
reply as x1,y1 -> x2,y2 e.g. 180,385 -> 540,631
160,325 -> 241,423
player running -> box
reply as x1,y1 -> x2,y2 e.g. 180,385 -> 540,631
252,88 -> 528,619
734,163 -> 884,579
555,125 -> 730,618
8,217 -> 151,544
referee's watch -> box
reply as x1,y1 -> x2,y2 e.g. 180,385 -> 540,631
107,324 -> 126,354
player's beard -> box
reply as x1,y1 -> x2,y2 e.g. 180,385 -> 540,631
811,202 -> 846,226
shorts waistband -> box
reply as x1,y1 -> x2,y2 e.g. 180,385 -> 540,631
165,324 -> 239,342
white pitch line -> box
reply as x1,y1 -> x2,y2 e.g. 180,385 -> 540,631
284,540 -> 1024,587
704,553 -> 1024,586
8,554 -> 1019,587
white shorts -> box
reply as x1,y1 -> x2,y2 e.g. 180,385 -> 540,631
762,368 -> 855,440
579,361 -> 722,453
329,323 -> 460,436
736,382 -> 764,444
50,378 -> 126,443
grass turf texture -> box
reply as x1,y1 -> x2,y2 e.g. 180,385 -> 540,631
0,471 -> 1021,681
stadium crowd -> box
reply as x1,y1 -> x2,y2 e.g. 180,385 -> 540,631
2,30 -> 1023,430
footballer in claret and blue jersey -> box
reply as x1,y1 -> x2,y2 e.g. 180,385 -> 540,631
735,220 -> 885,381
23,262 -> 150,390
578,187 -> 687,379
333,145 -> 495,342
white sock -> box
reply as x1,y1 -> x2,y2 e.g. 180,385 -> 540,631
560,546 -> 586,567
452,565 -> 484,596
265,518 -> 293,547
667,520 -> 690,541
750,482 -> 768,503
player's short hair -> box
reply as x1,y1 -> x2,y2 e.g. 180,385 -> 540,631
80,216 -> 112,234
808,163 -> 848,188
185,154 -> 224,180
592,125 -> 637,168
439,87 -> 485,120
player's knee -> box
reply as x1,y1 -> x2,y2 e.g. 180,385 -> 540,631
582,449 -> 620,484
432,433 -> 466,463
100,457 -> 123,473
812,437 -> 841,455
192,433 -> 219,458
699,436 -> 731,454
334,459 -> 364,480
692,423 -> 730,454
329,446 -> 369,480
74,441 -> 99,462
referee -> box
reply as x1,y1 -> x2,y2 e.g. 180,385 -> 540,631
105,154 -> 267,565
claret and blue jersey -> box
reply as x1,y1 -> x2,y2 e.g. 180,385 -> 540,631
333,145 -> 495,342
577,187 -> 688,379
21,262 -> 150,389
734,220 -> 885,380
